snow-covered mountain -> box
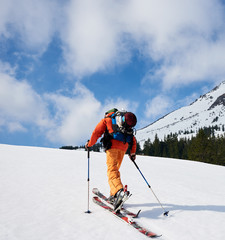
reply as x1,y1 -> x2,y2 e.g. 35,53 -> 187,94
137,80 -> 225,147
1,144 -> 225,240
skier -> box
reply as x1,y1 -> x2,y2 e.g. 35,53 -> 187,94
85,109 -> 137,210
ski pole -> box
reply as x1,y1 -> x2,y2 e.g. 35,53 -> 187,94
132,160 -> 169,216
85,148 -> 91,213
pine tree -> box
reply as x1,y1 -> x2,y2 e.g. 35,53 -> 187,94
142,139 -> 152,156
136,142 -> 142,155
152,134 -> 160,156
188,128 -> 210,163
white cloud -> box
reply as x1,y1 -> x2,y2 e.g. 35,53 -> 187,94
0,0 -> 59,51
0,67 -> 102,144
60,0 -> 225,86
145,95 -> 173,119
0,60 -> 16,75
44,83 -> 139,145
44,82 -> 102,144
130,0 -> 225,88
1,0 -> 225,85
7,122 -> 27,133
103,97 -> 138,115
150,33 -> 225,89
0,72 -> 51,132
60,0 -> 131,77
0,59 -> 137,145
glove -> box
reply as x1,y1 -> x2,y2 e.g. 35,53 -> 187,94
129,153 -> 136,161
85,140 -> 90,149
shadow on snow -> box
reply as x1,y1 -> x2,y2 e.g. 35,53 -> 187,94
124,202 -> 225,219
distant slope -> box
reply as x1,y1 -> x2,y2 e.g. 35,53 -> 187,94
137,80 -> 225,146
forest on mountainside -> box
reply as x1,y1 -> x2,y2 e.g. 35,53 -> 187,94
140,127 -> 225,166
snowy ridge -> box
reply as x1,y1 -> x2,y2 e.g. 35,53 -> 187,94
137,81 -> 225,146
1,144 -> 225,240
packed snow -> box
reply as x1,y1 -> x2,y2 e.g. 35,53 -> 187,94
0,144 -> 225,240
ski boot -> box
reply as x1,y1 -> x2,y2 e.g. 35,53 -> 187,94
113,185 -> 130,212
107,195 -> 115,205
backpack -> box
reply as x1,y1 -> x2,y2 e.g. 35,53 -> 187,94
101,109 -> 135,150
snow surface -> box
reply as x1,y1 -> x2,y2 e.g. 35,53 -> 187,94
1,144 -> 225,240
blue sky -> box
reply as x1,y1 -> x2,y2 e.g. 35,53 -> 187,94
1,0 -> 225,148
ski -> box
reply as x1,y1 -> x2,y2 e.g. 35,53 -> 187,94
92,188 -> 141,218
93,196 -> 161,238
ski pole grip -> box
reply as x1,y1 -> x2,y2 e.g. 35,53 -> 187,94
133,160 -> 139,170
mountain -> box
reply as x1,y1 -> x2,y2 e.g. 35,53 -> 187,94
136,80 -> 225,147
1,144 -> 225,240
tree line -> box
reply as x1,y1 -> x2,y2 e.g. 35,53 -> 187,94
140,127 -> 225,166
60,143 -> 102,152
60,126 -> 225,166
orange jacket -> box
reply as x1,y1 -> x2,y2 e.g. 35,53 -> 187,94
88,117 -> 137,154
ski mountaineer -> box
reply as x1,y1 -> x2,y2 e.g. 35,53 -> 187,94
85,108 -> 137,211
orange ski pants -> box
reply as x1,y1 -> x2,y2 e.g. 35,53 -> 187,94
106,148 -> 125,196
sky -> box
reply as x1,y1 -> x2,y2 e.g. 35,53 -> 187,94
1,0 -> 225,148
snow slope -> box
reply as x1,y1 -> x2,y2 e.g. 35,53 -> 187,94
0,144 -> 225,240
137,81 -> 225,147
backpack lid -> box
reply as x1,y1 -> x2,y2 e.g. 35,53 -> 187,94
105,108 -> 118,117
124,112 -> 137,128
